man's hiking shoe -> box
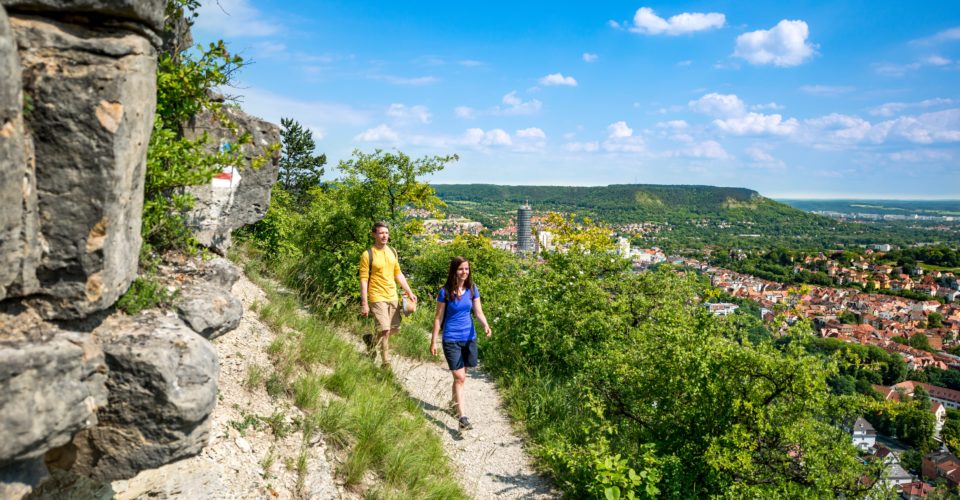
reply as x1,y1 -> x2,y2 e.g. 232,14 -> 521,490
458,416 -> 473,431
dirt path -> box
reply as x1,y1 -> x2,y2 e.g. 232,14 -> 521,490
389,354 -> 558,499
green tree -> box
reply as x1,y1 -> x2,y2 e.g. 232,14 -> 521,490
896,405 -> 936,452
913,385 -> 932,410
481,249 -> 880,497
910,333 -> 934,352
928,312 -> 945,329
290,149 -> 457,305
838,311 -> 860,325
942,410 -> 960,456
278,117 -> 326,203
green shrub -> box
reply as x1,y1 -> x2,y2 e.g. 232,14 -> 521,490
116,276 -> 176,315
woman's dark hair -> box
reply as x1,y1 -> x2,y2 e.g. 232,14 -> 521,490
442,256 -> 474,303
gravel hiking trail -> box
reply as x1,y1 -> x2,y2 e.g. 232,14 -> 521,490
388,352 -> 558,499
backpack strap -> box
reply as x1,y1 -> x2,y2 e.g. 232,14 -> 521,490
367,247 -> 374,278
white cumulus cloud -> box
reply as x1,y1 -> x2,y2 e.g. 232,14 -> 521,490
683,140 -> 729,159
689,93 -> 746,118
752,102 -> 784,111
869,98 -> 955,117
482,129 -> 512,146
607,121 -> 634,138
628,7 -> 725,36
355,124 -> 399,143
604,121 -> 645,152
734,20 -> 816,67
386,104 -> 431,124
583,53 -> 599,62
539,73 -> 578,86
499,91 -> 543,115
885,109 -> 960,144
714,113 -> 799,135
804,113 -> 878,144
516,128 -> 547,139
804,109 -> 960,145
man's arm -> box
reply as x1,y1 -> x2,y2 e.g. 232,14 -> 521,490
396,273 -> 417,303
360,279 -> 369,316
359,251 -> 370,316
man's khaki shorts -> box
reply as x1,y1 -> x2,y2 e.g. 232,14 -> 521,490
371,300 -> 401,332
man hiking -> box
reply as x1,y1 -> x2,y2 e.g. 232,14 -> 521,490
359,221 -> 417,364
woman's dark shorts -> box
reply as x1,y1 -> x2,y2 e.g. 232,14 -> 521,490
442,339 -> 478,371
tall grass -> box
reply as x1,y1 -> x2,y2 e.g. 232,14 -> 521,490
235,247 -> 466,499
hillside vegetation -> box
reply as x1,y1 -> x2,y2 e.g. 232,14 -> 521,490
241,155 -> 903,498
433,183 -> 775,218
433,184 -> 957,251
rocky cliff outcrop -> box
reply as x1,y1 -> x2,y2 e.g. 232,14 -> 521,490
2,2 -> 156,320
184,104 -> 281,254
0,5 -> 38,304
0,1 -> 278,497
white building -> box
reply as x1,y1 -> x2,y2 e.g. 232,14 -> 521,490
851,416 -> 876,451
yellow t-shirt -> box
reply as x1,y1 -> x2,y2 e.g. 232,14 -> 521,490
359,246 -> 401,303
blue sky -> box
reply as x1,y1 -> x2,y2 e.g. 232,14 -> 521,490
193,1 -> 960,199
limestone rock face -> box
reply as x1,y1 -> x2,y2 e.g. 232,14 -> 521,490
11,13 -> 157,319
200,256 -> 242,290
69,312 -> 219,480
184,106 -> 280,254
175,282 -> 243,339
0,312 -> 108,467
0,6 -> 38,302
0,0 -> 167,32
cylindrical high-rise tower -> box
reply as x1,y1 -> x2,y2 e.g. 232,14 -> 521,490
517,203 -> 533,252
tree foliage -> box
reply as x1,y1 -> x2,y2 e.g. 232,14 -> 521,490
284,149 -> 457,308
943,410 -> 960,456
278,117 -> 326,203
475,249 -> 880,497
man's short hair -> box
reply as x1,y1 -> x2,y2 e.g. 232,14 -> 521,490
372,221 -> 389,232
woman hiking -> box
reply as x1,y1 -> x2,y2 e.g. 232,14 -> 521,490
430,256 -> 492,431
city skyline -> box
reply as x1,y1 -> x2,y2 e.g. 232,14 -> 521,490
193,1 -> 960,199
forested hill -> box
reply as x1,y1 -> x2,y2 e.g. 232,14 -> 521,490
432,183 -> 822,224
430,183 -> 952,250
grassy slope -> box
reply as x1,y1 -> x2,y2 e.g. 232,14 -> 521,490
236,250 -> 466,499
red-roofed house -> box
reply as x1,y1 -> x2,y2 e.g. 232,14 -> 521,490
899,481 -> 934,499
922,451 -> 960,488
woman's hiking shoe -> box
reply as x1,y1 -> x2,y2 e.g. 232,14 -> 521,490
458,416 -> 473,431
